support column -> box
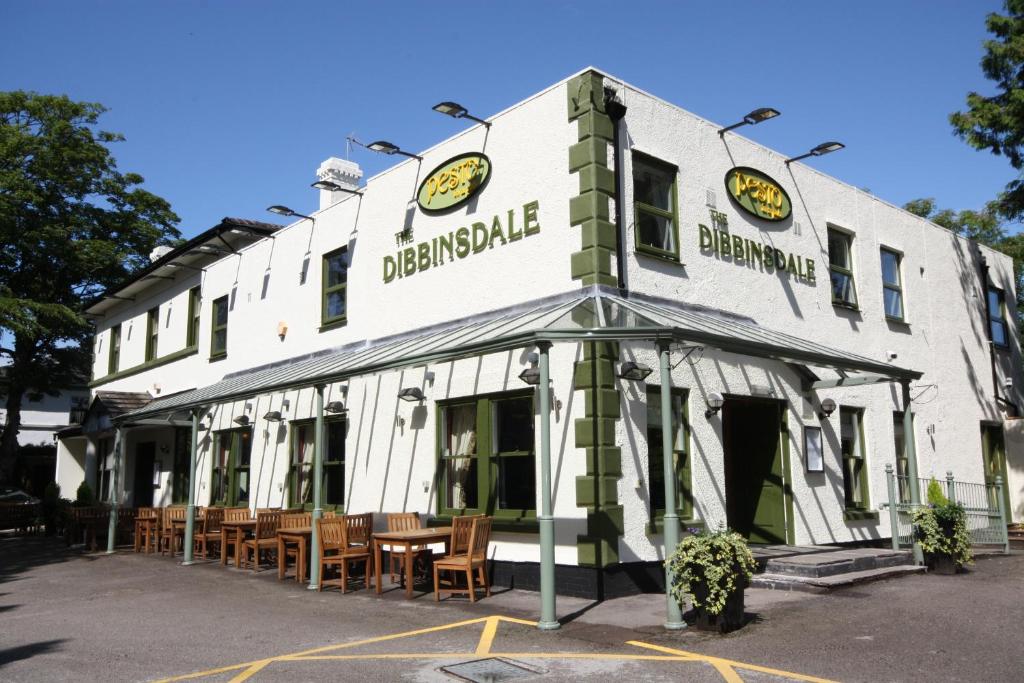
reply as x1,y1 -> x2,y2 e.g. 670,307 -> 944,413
183,408 -> 201,565
901,380 -> 923,564
308,384 -> 325,589
106,426 -> 125,554
536,342 -> 559,631
658,341 -> 685,630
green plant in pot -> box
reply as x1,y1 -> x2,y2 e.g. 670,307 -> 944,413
912,497 -> 973,575
666,527 -> 756,633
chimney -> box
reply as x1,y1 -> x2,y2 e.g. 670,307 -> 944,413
316,157 -> 363,210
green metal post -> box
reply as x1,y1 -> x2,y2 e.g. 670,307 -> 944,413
945,471 -> 956,504
105,426 -> 124,554
659,342 -> 685,630
901,381 -> 923,565
537,342 -> 559,631
885,464 -> 900,551
308,385 -> 325,589
183,409 -> 200,565
995,475 -> 1010,554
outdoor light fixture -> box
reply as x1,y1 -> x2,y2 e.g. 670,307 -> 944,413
718,107 -> 781,136
233,415 -> 251,426
397,387 -> 426,402
818,398 -> 837,419
432,101 -> 491,127
267,205 -> 314,220
705,392 -> 725,418
310,180 -> 363,195
366,140 -> 423,161
617,361 -> 654,382
785,141 -> 845,165
325,401 -> 347,414
518,366 -> 542,386
263,410 -> 283,422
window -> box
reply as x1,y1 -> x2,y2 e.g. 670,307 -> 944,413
210,428 -> 251,506
171,427 -> 191,504
828,228 -> 857,307
210,295 -> 228,358
633,152 -> 679,260
880,248 -> 904,321
322,247 -> 348,326
840,408 -> 869,510
145,306 -> 159,361
186,286 -> 201,347
289,419 -> 346,510
893,412 -> 912,504
108,324 -> 121,375
646,386 -> 692,520
96,437 -> 114,502
988,287 -> 1009,348
439,392 -> 535,519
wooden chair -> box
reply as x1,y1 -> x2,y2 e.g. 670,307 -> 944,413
433,516 -> 492,602
344,512 -> 374,547
384,512 -> 431,582
194,507 -> 225,560
221,507 -> 250,561
241,510 -> 281,570
134,507 -> 158,552
279,512 -> 312,580
159,506 -> 187,555
317,517 -> 372,593
450,514 -> 484,556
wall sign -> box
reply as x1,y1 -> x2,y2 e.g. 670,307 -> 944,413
725,166 -> 791,222
416,153 -> 491,214
699,224 -> 816,284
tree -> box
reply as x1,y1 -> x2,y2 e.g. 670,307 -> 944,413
0,91 -> 179,482
950,0 -> 1024,221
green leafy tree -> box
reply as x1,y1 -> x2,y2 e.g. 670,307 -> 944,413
950,1 -> 1024,221
0,91 -> 179,481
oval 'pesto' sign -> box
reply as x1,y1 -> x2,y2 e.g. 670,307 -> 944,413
417,153 -> 491,214
725,166 -> 791,222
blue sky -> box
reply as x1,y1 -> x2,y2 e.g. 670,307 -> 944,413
2,1 -> 1017,239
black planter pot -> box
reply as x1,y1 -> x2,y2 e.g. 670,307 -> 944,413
928,554 -> 959,575
691,586 -> 746,633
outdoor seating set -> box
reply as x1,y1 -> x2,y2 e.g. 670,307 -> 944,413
129,507 -> 494,601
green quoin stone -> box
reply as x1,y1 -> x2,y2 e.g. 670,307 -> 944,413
573,358 -> 617,390
567,70 -> 606,121
575,110 -> 615,142
569,191 -> 610,225
570,247 -> 613,282
574,417 -> 617,448
568,138 -> 609,172
580,273 -> 619,287
578,164 -> 616,197
584,387 -> 621,418
580,219 -> 617,251
584,446 -> 622,477
575,475 -> 619,507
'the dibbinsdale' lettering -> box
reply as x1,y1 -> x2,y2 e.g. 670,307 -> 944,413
699,224 -> 816,284
383,200 -> 541,283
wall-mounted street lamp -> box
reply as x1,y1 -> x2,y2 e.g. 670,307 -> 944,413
705,392 -> 725,419
785,141 -> 845,165
397,387 -> 426,402
818,398 -> 837,419
325,401 -> 347,414
617,361 -> 654,382
263,410 -> 283,422
718,107 -> 780,136
267,205 -> 314,220
366,140 -> 423,161
310,180 -> 364,195
432,101 -> 491,128
233,415 -> 251,426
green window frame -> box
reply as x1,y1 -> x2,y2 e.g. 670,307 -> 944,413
893,411 -> 912,504
987,287 -> 1009,348
210,295 -> 228,359
828,228 -> 858,308
322,247 -> 348,327
210,428 -> 252,507
96,437 -> 114,503
880,247 -> 904,321
289,418 -> 346,510
145,306 -> 159,361
171,426 -> 191,504
840,407 -> 869,510
108,324 -> 121,375
646,386 -> 693,521
186,286 -> 201,348
632,152 -> 680,261
437,391 -> 536,522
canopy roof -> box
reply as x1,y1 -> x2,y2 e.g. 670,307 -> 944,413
119,286 -> 921,422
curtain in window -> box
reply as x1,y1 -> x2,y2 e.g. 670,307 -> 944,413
446,405 -> 476,509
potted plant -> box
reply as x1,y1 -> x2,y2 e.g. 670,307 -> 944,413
666,527 -> 757,633
912,498 -> 973,575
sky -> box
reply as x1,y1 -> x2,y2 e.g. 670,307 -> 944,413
2,0 -> 1018,239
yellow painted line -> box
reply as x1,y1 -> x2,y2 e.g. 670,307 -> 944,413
287,652 -> 695,662
226,659 -> 273,683
627,641 -> 838,683
475,616 -> 499,655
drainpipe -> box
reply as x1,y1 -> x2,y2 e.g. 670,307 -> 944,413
604,88 -> 628,293
308,384 -> 325,589
658,342 -> 685,630
536,342 -> 560,631
182,408 -> 200,565
977,248 -> 1020,416
105,426 -> 124,554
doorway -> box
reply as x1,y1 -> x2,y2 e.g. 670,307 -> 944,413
981,423 -> 1011,516
722,397 -> 790,544
133,442 -> 156,507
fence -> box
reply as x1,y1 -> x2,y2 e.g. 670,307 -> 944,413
884,465 -> 1010,554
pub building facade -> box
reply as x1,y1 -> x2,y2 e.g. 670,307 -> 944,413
56,68 -> 1022,598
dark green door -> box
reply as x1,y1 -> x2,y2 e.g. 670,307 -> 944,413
133,442 -> 155,507
723,397 -> 787,544
981,423 -> 1011,516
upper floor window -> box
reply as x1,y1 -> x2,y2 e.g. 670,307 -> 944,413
108,324 -> 121,375
828,228 -> 857,308
186,286 -> 201,348
211,295 -> 228,359
633,152 -> 679,260
988,287 -> 1009,348
145,307 -> 159,361
880,248 -> 904,321
322,247 -> 348,327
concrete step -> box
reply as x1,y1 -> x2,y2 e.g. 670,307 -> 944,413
764,548 -> 913,578
751,565 -> 926,593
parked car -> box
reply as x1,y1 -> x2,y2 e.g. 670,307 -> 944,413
0,487 -> 40,505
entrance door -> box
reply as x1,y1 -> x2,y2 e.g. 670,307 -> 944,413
133,442 -> 156,507
723,397 -> 788,544
981,423 -> 1011,516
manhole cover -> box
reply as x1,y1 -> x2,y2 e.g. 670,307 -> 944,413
440,657 -> 539,682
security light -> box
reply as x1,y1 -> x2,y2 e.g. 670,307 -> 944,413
818,398 -> 837,419
366,140 -> 423,161
325,401 -> 347,414
718,107 -> 781,136
233,415 -> 251,426
785,141 -> 845,165
705,392 -> 725,418
263,410 -> 283,422
397,387 -> 426,402
432,101 -> 491,127
617,361 -> 654,382
267,205 -> 314,220
518,366 -> 542,386
310,180 -> 363,195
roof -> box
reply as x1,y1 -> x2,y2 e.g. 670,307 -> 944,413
118,286 -> 921,422
93,391 -> 153,418
85,217 -> 283,317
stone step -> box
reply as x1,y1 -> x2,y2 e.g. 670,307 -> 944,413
751,565 -> 926,593
764,548 -> 913,578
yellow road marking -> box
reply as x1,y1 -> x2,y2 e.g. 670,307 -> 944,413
475,616 -> 499,655
627,641 -> 838,683
226,659 -> 272,683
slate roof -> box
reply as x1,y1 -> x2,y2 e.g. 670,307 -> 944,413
94,391 -> 153,418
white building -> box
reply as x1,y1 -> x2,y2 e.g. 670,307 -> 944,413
56,68 -> 1022,597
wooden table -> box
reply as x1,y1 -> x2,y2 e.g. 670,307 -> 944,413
220,519 -> 257,567
373,527 -> 452,598
277,526 -> 312,583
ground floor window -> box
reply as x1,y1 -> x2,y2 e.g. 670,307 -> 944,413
171,427 -> 190,504
438,391 -> 535,519
210,428 -> 252,506
646,386 -> 692,520
96,437 -> 113,502
893,411 -> 911,503
289,418 -> 346,510
840,407 -> 869,509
